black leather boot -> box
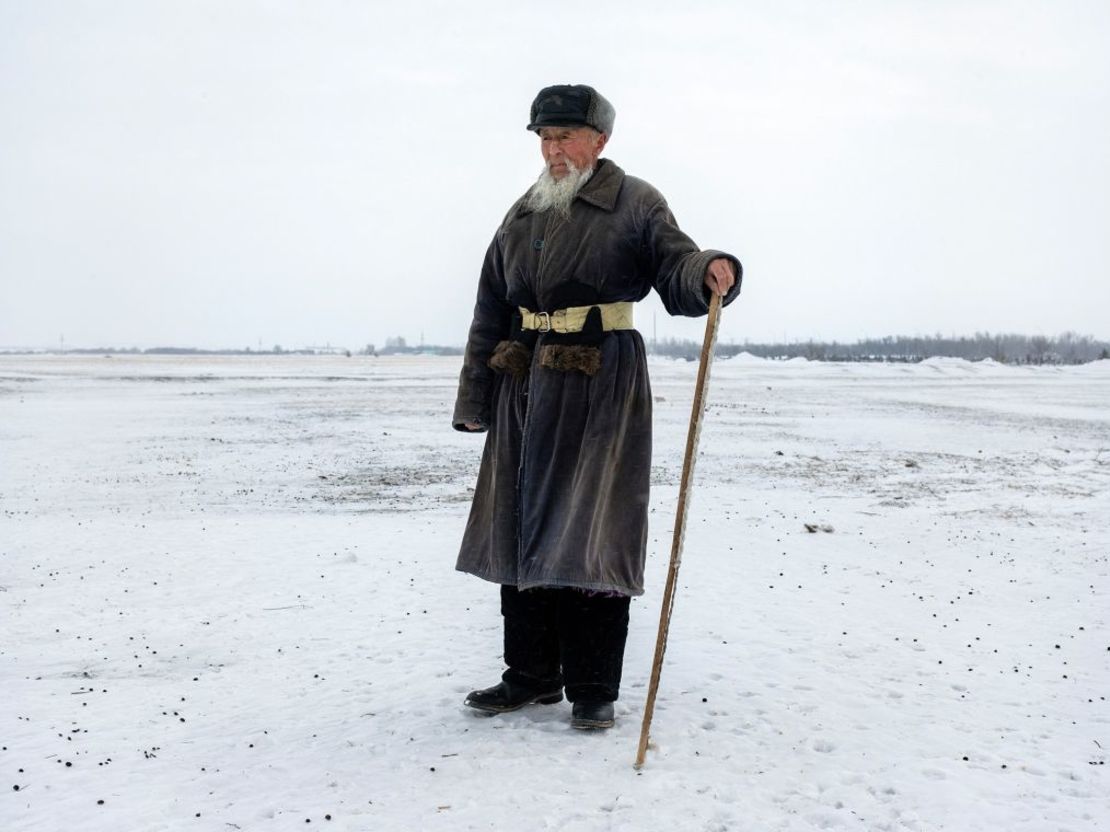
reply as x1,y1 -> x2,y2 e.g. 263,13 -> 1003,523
464,679 -> 564,714
570,701 -> 615,730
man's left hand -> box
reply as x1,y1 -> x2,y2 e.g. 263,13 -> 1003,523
704,258 -> 736,297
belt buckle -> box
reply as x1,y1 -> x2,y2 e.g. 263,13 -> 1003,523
536,311 -> 552,333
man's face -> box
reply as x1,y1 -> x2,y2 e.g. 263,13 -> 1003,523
538,126 -> 608,179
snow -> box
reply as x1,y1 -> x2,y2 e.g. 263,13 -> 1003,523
919,356 -> 974,368
2,354 -> 1108,831
725,351 -> 766,364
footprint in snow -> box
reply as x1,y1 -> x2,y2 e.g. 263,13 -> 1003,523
812,739 -> 836,753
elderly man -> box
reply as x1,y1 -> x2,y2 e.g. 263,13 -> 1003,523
453,84 -> 741,730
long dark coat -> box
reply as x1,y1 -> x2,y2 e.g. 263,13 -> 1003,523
452,159 -> 741,596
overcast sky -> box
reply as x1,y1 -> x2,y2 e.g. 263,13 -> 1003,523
2,0 -> 1108,350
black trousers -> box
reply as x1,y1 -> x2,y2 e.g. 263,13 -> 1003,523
500,584 -> 631,703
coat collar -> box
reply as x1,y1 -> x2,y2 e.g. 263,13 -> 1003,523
516,158 -> 624,216
575,158 -> 623,212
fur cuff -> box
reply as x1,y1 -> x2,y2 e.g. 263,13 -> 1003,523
539,344 -> 601,376
488,340 -> 533,379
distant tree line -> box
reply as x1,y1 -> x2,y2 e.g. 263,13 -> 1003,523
11,341 -> 464,357
10,332 -> 1106,364
373,336 -> 462,356
650,332 -> 1110,364
55,345 -> 330,356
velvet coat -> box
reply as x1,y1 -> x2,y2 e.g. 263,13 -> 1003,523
452,159 -> 742,596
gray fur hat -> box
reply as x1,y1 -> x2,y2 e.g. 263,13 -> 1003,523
527,84 -> 615,136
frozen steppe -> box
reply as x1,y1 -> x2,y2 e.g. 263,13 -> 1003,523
2,354 -> 1108,832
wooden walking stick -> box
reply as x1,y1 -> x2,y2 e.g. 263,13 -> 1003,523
635,291 -> 723,769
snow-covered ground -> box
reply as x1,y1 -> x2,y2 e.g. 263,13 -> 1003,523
2,354 -> 1108,831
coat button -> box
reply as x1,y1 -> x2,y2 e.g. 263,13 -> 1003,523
532,239 -> 544,251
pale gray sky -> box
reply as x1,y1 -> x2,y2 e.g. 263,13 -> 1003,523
2,0 -> 1108,350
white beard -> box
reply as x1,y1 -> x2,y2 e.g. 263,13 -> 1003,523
524,160 -> 594,217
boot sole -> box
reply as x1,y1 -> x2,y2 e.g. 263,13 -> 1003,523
464,691 -> 564,714
571,717 -> 615,730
